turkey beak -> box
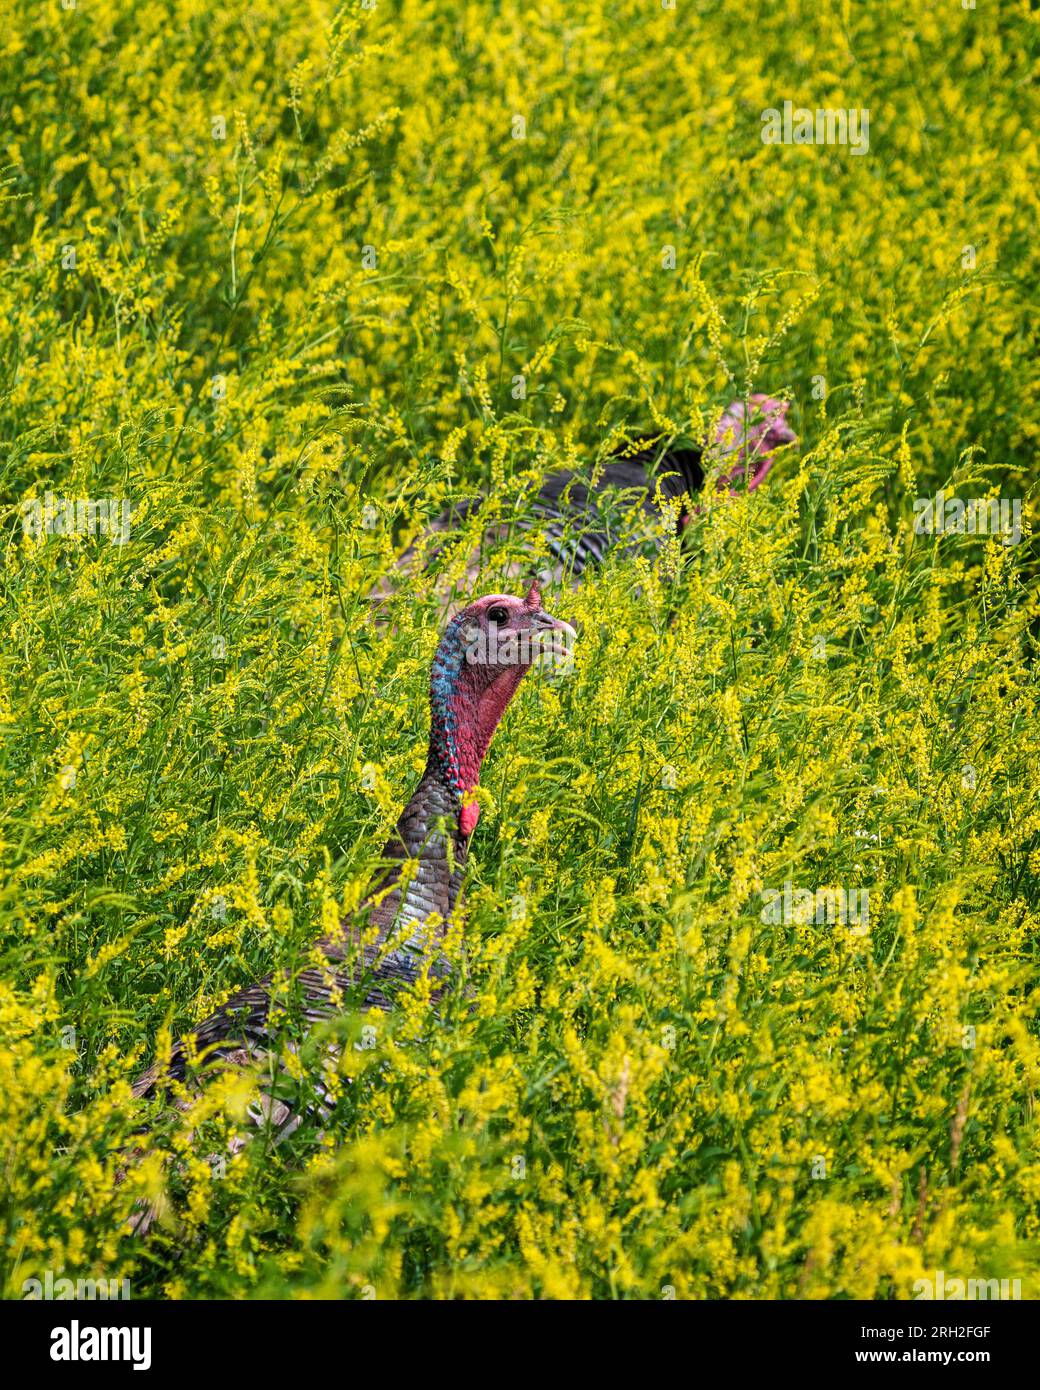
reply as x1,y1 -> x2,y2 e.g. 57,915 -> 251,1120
528,608 -> 577,669
530,609 -> 577,641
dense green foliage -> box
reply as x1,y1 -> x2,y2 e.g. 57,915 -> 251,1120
1,0 -> 1038,1298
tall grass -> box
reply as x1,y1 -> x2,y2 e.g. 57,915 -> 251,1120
1,0 -> 1038,1298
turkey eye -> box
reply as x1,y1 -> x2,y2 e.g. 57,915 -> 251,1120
487,605 -> 509,625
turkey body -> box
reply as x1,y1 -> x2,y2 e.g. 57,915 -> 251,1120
376,398 -> 795,610
131,764 -> 461,1100
376,442 -> 707,610
484,444 -> 706,581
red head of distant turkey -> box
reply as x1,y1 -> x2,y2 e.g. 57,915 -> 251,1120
128,584 -> 573,1227
712,394 -> 797,495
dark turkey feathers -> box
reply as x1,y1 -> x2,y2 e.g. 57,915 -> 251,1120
375,396 -> 795,606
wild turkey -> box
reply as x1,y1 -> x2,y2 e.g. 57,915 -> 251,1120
375,395 -> 795,607
128,584 -> 573,1218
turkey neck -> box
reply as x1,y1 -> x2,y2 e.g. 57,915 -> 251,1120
321,603 -> 528,984
327,627 -> 526,967
380,652 -> 528,931
373,755 -> 469,934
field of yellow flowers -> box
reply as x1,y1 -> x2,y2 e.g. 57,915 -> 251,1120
1,0 -> 1038,1301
